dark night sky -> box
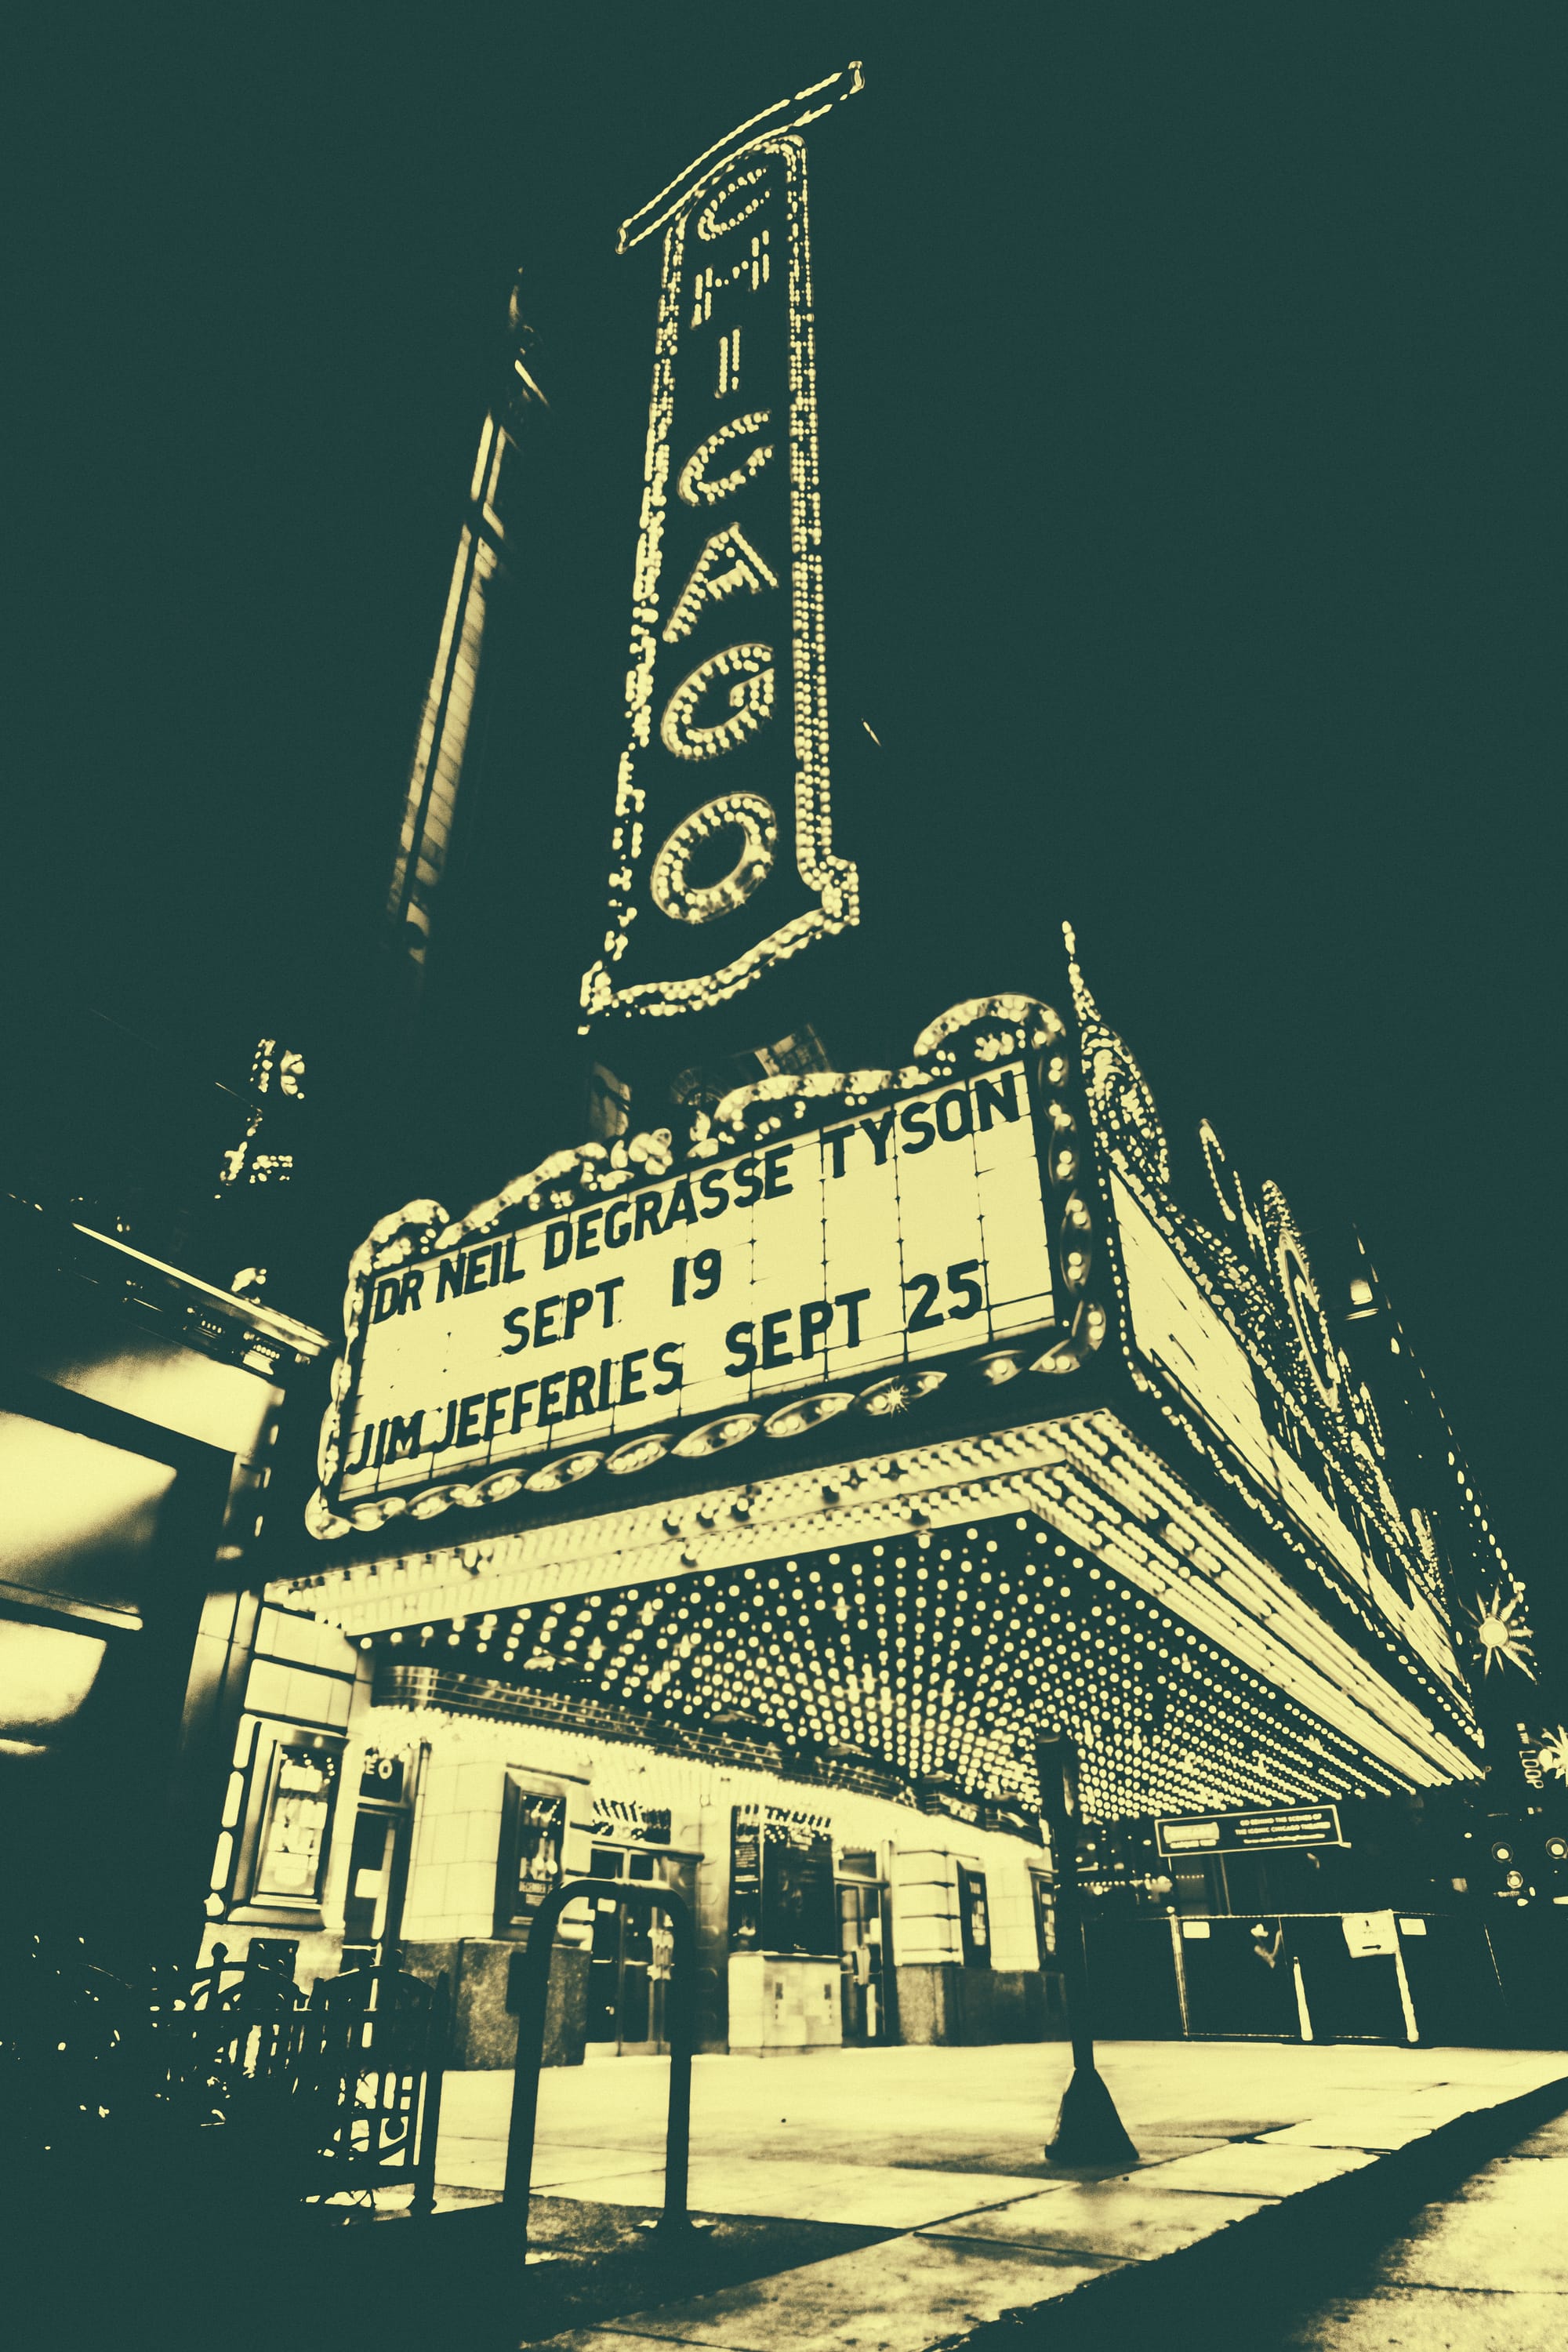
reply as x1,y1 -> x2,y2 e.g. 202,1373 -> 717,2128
10,9 -> 1566,1668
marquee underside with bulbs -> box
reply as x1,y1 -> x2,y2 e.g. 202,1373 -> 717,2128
291,1406 -> 1480,1827
295,942 -> 1486,1830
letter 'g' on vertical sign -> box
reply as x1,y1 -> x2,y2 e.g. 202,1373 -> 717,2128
580,64 -> 864,1025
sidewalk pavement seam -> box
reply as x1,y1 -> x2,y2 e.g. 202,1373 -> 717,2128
1369,2284 -> 1568,2296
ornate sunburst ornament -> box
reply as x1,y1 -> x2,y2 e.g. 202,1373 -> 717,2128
858,1370 -> 946,1418
1469,1585 -> 1537,1679
1534,1726 -> 1568,1784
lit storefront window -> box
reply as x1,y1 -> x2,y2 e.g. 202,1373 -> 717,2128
252,1741 -> 339,1903
730,1805 -> 836,1955
495,1776 -> 566,1933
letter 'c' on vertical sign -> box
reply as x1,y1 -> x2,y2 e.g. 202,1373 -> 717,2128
660,644 -> 775,760
678,412 -> 775,506
651,793 -> 777,924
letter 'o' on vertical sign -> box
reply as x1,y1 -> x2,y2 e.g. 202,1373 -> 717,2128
579,64 -> 864,1025
652,793 -> 777,924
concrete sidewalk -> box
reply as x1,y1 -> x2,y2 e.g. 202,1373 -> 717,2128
432,2042 -> 1568,2350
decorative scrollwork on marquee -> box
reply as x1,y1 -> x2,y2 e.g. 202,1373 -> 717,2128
1065,943 -> 1171,1192
1068,943 -> 1466,1680
1261,1181 -> 1343,1423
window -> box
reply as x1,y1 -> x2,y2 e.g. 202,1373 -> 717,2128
956,1867 -> 992,1968
495,1775 -> 566,1934
1030,1873 -> 1058,1965
729,1806 -> 836,1955
252,1740 -> 339,1904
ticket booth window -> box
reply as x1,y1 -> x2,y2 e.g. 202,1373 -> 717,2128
1030,1871 -> 1069,2025
1030,1872 -> 1058,1962
252,1742 -> 339,1904
340,1747 -> 417,1965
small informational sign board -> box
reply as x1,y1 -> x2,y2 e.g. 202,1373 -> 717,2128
1156,1802 -> 1345,1858
1341,1910 -> 1399,1958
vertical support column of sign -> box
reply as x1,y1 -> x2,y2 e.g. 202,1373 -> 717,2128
782,138 -> 834,910
609,210 -> 688,965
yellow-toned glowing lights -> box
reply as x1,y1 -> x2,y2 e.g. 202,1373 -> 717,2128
357,1500 -> 1443,1822
582,78 -> 862,1023
1471,1587 -> 1536,1679
650,793 -> 777,924
658,645 -> 776,763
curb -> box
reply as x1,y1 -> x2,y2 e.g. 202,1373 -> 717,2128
945,2071 -> 1568,2351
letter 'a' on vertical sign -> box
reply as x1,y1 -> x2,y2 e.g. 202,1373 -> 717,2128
580,64 -> 864,1025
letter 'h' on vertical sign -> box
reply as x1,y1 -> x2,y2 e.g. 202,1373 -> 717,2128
579,64 -> 864,1026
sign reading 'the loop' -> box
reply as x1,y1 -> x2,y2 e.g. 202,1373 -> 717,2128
580,65 -> 864,1025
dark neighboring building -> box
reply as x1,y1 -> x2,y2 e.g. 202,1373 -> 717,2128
1,1196 -> 326,1963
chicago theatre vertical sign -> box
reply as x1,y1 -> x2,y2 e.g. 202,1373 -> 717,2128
581,64 -> 864,1026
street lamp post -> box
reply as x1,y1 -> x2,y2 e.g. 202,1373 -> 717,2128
1036,1728 -> 1138,2167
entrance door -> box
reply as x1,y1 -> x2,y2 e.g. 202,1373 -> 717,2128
837,1852 -> 889,2043
1029,1873 -> 1069,2030
584,1846 -> 697,2054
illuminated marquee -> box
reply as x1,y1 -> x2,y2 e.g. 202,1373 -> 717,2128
580,64 -> 864,1024
1067,942 -> 1472,1708
329,1062 -> 1052,1518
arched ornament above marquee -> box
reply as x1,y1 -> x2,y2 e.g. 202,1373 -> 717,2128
1065,929 -> 1171,1193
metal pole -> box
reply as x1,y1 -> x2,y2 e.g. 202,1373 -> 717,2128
502,1878 -> 697,2256
655,1884 -> 696,2241
1036,1730 -> 1138,2167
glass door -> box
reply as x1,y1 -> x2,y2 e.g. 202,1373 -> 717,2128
837,1850 -> 890,2043
584,1846 -> 697,2054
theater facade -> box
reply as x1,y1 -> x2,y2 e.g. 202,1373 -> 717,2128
200,936 -> 1501,2057
191,69 -> 1526,2056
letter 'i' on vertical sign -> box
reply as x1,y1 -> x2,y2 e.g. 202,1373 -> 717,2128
579,64 -> 864,1025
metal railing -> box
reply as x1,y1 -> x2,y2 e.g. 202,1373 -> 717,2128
0,1930 -> 448,2216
